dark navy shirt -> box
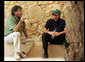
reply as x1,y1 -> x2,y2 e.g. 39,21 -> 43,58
44,18 -> 66,32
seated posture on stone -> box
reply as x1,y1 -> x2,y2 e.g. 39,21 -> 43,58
4,5 -> 34,60
42,9 -> 70,58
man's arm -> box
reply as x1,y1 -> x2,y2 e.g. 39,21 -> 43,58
23,27 -> 32,39
43,27 -> 56,36
23,27 -> 28,37
43,27 -> 50,34
54,30 -> 66,36
43,27 -> 66,36
13,21 -> 22,31
13,17 -> 26,32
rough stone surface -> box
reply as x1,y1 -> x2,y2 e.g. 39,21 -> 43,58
4,1 -> 84,61
64,1 -> 84,61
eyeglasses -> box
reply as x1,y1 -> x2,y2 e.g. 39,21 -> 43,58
52,13 -> 58,16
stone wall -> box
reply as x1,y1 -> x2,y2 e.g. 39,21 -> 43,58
64,1 -> 84,61
4,1 -> 84,61
4,1 -> 67,37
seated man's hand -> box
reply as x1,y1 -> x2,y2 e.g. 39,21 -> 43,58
48,31 -> 56,36
54,30 -> 66,36
26,35 -> 32,39
54,32 -> 60,36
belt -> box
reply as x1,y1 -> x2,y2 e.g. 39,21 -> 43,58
4,35 -> 7,37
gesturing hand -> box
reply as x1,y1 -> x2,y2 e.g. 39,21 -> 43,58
20,17 -> 26,22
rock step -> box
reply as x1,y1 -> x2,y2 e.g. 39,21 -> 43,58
4,57 -> 65,61
4,41 -> 68,61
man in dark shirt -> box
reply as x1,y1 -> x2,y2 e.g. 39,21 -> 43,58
42,9 -> 70,58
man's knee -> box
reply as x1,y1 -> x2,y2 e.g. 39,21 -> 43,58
28,39 -> 34,45
26,40 -> 34,47
42,33 -> 48,35
42,33 -> 49,38
13,32 -> 20,37
31,40 -> 34,45
4,37 -> 13,44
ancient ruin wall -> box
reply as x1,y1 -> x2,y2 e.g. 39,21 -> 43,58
4,1 -> 84,61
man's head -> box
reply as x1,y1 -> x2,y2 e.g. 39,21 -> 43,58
51,9 -> 61,20
11,5 -> 22,17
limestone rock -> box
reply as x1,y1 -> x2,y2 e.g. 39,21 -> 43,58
27,6 -> 46,22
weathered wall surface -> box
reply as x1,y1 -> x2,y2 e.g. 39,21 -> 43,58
4,1 -> 84,61
64,1 -> 84,61
4,1 -> 67,37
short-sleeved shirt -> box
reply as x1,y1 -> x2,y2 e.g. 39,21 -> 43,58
44,18 -> 66,32
44,18 -> 67,44
5,15 -> 26,36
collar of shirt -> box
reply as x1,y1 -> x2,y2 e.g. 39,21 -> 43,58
12,15 -> 20,22
52,18 -> 60,23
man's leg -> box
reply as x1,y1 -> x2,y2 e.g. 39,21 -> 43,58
20,38 -> 34,58
42,33 -> 51,58
59,34 -> 70,49
21,38 -> 34,54
4,34 -> 13,44
4,32 -> 21,60
13,32 -> 21,53
53,35 -> 65,45
64,38 -> 70,49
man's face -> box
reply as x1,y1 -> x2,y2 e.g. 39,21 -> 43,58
14,9 -> 22,17
51,13 -> 59,20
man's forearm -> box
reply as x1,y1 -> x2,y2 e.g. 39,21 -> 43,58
13,21 -> 22,32
43,28 -> 50,34
13,17 -> 26,32
55,30 -> 66,36
23,27 -> 28,37
59,30 -> 66,35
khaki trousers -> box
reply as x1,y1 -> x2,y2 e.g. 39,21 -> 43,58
4,32 -> 34,54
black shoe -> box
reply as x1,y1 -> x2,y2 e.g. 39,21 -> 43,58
42,53 -> 48,58
65,42 -> 70,49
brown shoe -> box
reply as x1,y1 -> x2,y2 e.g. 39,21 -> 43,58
18,51 -> 27,58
